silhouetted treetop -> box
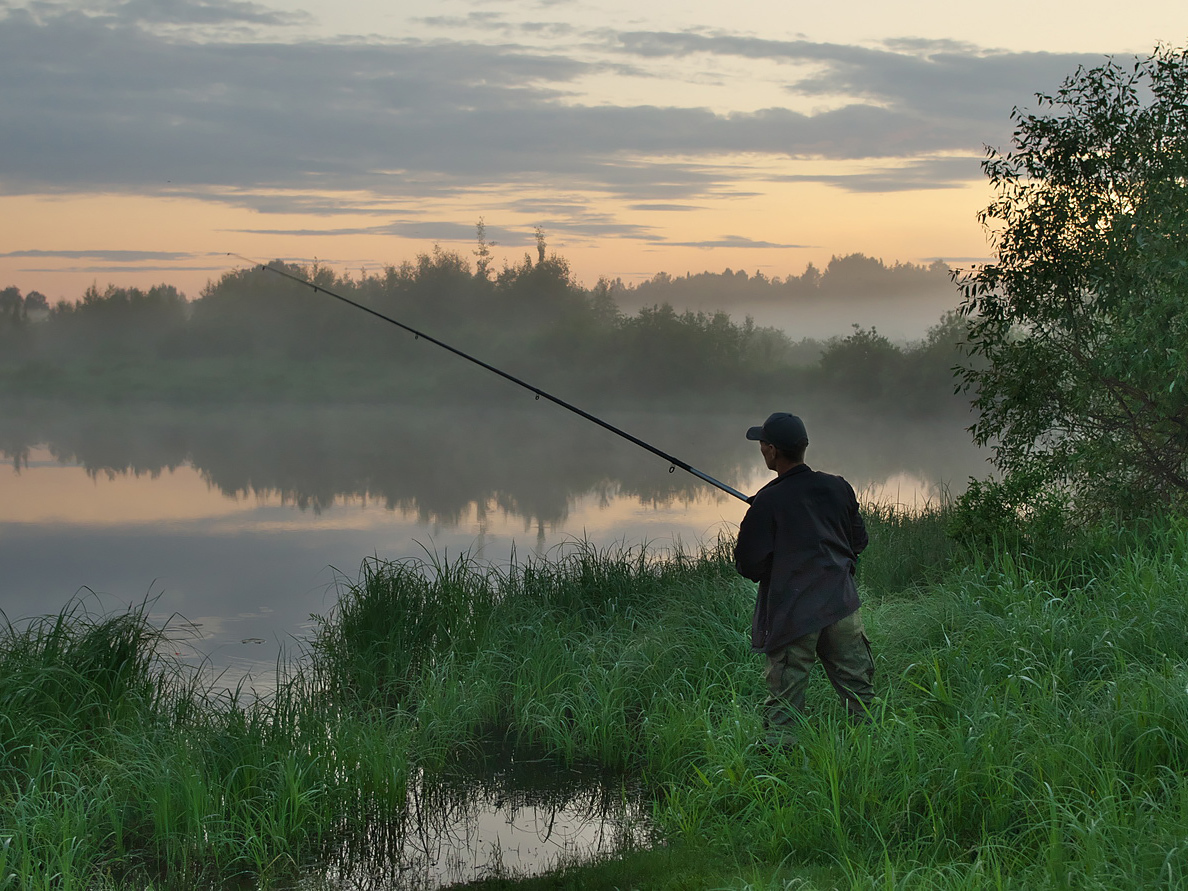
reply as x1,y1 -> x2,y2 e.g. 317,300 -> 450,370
619,253 -> 955,310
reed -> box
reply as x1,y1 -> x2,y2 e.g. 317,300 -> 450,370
0,596 -> 427,889
858,499 -> 958,596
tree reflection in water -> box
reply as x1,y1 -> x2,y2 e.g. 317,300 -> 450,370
0,399 -> 983,531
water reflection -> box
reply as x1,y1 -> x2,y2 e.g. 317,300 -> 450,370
0,399 -> 984,527
303,737 -> 650,890
0,398 -> 987,683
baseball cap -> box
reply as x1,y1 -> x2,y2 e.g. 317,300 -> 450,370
745,412 -> 808,451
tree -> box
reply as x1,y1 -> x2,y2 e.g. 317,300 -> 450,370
958,47 -> 1188,514
0,286 -> 22,326
24,291 -> 49,319
818,324 -> 902,402
473,217 -> 496,280
45,283 -> 188,360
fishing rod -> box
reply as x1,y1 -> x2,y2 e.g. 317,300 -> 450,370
229,255 -> 751,503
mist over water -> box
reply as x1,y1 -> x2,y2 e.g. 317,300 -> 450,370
0,399 -> 981,521
617,254 -> 962,342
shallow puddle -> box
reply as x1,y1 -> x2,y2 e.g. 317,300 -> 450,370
299,737 -> 652,889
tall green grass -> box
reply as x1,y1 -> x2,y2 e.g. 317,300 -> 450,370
4,510 -> 1188,888
0,598 -> 421,889
856,500 -> 958,596
661,515 -> 1188,889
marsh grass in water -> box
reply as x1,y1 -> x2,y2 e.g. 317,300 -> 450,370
4,510 -> 1188,889
308,730 -> 651,890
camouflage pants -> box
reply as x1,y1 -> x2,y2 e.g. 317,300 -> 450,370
763,609 -> 875,742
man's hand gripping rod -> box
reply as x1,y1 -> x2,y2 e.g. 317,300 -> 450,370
235,255 -> 750,503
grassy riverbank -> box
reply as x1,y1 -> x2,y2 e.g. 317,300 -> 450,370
3,508 -> 1188,889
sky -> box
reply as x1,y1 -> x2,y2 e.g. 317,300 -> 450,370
2,0 -> 1186,302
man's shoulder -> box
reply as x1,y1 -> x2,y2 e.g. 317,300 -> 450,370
754,466 -> 855,503
812,470 -> 859,502
812,469 -> 856,489
769,464 -> 853,487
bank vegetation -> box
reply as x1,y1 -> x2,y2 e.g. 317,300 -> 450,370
3,504 -> 1188,889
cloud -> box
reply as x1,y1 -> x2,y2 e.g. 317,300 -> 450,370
0,248 -> 202,260
518,21 -> 577,37
774,156 -> 983,192
628,203 -> 702,212
112,0 -> 304,27
226,216 -> 649,246
27,0 -> 305,29
416,11 -> 505,29
614,30 -> 1102,123
0,7 -> 1118,218
0,9 -> 600,201
223,225 -> 384,237
652,235 -> 812,249
197,193 -> 410,216
536,218 -> 654,240
381,220 -> 512,242
18,264 -> 228,273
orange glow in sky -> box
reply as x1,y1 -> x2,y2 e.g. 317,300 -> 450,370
2,0 -> 1186,303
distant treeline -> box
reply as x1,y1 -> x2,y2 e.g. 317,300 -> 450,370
0,247 -> 968,409
617,253 -> 956,309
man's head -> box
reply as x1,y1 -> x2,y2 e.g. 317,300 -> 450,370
746,412 -> 808,470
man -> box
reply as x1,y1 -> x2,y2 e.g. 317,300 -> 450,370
734,412 -> 874,748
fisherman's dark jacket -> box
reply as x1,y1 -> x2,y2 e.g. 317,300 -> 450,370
734,463 -> 868,654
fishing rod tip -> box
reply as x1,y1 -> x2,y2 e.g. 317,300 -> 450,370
225,251 -> 266,270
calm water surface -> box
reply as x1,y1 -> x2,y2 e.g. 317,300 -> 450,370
303,738 -> 650,890
0,401 -> 986,683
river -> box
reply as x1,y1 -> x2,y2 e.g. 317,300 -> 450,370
0,399 -> 987,685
